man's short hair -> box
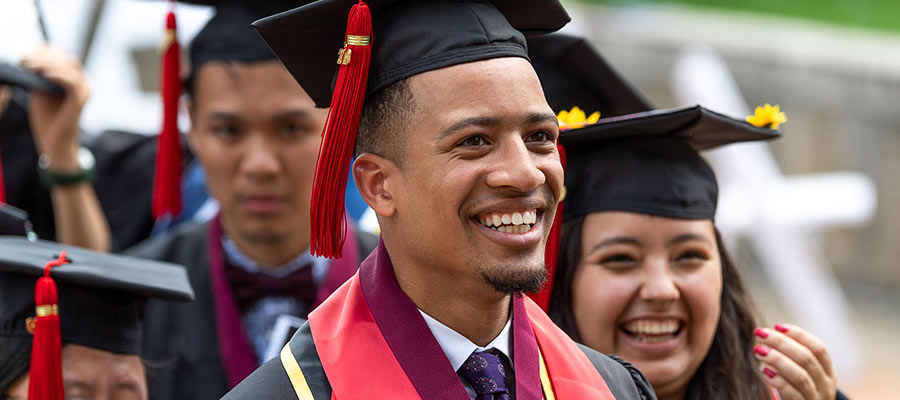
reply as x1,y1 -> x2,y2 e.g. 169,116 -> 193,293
184,61 -> 243,102
355,78 -> 415,164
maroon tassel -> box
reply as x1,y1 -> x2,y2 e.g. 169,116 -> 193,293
310,1 -> 372,258
529,144 -> 566,311
152,1 -> 183,219
28,252 -> 69,400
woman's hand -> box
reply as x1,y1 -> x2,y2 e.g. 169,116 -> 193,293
753,323 -> 838,400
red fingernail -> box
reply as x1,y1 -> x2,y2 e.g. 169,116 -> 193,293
774,324 -> 789,333
754,328 -> 769,339
762,367 -> 778,378
753,345 -> 769,356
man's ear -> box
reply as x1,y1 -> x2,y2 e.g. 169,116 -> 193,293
353,153 -> 398,217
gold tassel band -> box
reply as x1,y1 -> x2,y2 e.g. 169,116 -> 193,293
346,35 -> 370,46
35,304 -> 58,317
159,29 -> 177,52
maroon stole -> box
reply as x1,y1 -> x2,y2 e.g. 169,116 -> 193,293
206,215 -> 360,387
308,239 -> 615,399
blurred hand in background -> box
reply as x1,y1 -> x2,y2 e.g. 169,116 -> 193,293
21,45 -> 90,172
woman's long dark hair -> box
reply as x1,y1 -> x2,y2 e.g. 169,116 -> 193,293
548,217 -> 768,400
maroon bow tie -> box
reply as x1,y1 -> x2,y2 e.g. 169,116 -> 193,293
226,262 -> 317,315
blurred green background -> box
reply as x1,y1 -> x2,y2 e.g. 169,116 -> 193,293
581,0 -> 900,32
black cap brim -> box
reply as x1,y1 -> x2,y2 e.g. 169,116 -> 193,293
560,104 -> 781,152
0,236 -> 194,302
253,0 -> 571,108
0,63 -> 65,96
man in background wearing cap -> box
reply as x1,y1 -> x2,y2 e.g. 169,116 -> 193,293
127,2 -> 376,399
0,237 -> 194,400
226,1 -> 655,398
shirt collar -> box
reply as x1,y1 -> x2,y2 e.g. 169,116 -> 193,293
221,235 -> 329,282
418,309 -> 512,372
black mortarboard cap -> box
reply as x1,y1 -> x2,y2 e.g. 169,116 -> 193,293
0,0 -> 64,96
0,63 -> 64,96
529,33 -> 652,118
0,237 -> 194,390
253,0 -> 571,108
178,1 -> 309,94
560,105 -> 782,221
188,2 -> 296,70
528,34 -> 783,312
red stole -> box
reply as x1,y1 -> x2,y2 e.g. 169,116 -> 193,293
207,215 -> 360,387
308,239 -> 615,399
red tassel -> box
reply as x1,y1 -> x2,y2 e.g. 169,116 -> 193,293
529,144 -> 566,311
28,252 -> 69,400
152,2 -> 183,219
310,1 -> 372,258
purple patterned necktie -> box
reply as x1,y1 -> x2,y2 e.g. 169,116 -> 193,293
459,350 -> 510,400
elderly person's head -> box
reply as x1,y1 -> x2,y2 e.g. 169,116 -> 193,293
0,239 -> 193,400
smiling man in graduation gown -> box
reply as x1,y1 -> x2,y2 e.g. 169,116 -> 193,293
224,1 -> 656,399
126,2 -> 376,399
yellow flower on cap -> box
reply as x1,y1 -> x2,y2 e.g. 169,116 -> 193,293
557,106 -> 601,131
746,103 -> 787,130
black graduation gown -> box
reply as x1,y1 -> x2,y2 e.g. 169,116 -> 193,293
129,220 -> 377,400
223,322 -> 656,400
86,130 -> 175,252
131,221 -> 226,400
0,88 -> 55,240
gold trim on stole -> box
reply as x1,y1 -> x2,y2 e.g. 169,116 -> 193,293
539,349 -> 556,400
280,344 -> 315,400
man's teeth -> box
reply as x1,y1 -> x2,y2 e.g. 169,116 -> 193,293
479,211 -> 537,233
494,225 -> 531,234
622,319 -> 681,337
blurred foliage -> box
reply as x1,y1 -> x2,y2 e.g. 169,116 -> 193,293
580,0 -> 900,32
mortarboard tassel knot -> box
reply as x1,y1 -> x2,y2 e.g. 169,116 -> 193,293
310,0 -> 372,258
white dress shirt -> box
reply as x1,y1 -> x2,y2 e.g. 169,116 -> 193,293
418,310 -> 512,399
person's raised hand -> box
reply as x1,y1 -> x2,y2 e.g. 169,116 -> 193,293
753,323 -> 838,400
20,45 -> 90,172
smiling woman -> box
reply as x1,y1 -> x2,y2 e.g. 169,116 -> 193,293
542,105 -> 781,399
552,213 -> 763,400
534,33 -> 844,400
547,132 -> 845,399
